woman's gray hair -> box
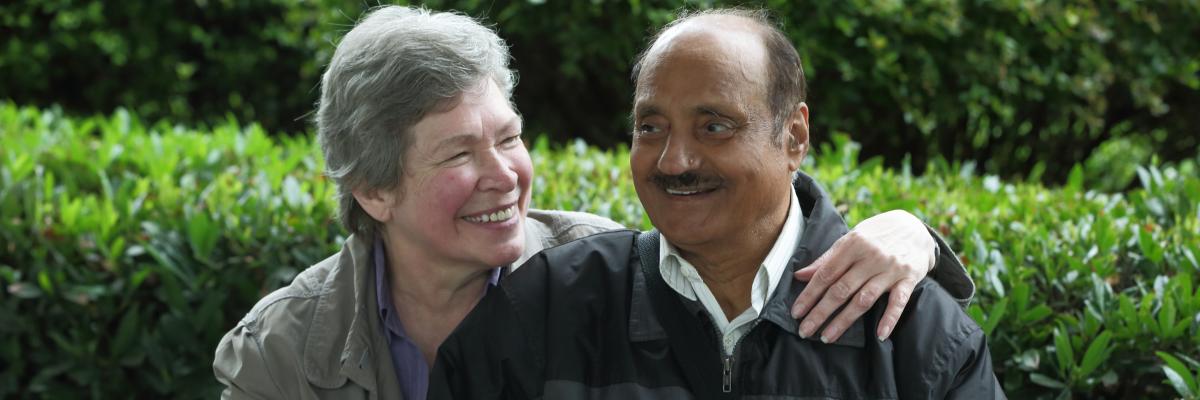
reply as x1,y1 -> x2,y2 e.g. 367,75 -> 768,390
316,6 -> 515,240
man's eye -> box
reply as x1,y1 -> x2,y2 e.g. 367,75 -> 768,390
705,122 -> 732,133
446,152 -> 468,162
637,124 -> 662,136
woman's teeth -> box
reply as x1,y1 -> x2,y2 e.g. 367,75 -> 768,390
464,206 -> 517,223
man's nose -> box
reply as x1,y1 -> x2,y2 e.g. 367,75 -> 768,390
656,134 -> 699,176
477,150 -> 518,192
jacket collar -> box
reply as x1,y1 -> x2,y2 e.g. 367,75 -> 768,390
302,234 -> 403,396
629,172 -> 866,348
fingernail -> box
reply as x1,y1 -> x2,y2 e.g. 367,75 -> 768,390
820,335 -> 830,344
791,304 -> 805,318
878,325 -> 892,341
799,321 -> 813,338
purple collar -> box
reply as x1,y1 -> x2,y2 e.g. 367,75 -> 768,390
373,238 -> 502,337
372,237 -> 501,400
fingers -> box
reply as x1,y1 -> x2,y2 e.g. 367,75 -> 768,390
791,210 -> 933,342
876,277 -> 917,341
790,232 -> 864,319
796,259 -> 878,340
792,265 -> 817,281
818,272 -> 894,343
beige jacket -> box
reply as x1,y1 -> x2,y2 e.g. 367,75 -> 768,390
213,209 -> 625,399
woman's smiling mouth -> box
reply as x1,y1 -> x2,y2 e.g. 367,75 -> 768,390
462,204 -> 518,223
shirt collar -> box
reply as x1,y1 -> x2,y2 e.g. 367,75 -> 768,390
756,187 -> 803,312
657,187 -> 804,315
631,173 -> 867,348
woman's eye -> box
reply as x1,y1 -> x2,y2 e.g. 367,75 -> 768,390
446,152 -> 468,162
501,135 -> 522,146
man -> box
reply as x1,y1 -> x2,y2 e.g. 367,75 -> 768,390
429,8 -> 1003,399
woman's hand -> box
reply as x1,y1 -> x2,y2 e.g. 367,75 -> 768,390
790,210 -> 938,342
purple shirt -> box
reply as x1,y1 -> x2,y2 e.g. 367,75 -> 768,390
374,239 -> 501,400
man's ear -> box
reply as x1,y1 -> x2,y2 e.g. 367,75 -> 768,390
785,102 -> 810,171
352,187 -> 398,223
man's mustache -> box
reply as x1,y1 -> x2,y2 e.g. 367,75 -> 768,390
650,171 -> 724,190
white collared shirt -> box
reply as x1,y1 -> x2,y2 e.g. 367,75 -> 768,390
658,188 -> 803,355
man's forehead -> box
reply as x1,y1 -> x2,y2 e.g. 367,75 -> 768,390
634,22 -> 769,108
651,21 -> 764,60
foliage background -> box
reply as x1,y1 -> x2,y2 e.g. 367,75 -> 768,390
2,104 -> 1198,399
2,0 -> 1200,399
1,0 -> 1198,181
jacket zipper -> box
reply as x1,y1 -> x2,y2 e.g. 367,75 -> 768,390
722,356 -> 733,392
720,320 -> 762,394
699,314 -> 734,394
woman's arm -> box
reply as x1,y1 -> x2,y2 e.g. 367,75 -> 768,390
790,210 -> 973,342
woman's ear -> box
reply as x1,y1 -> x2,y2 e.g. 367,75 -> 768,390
352,187 -> 398,223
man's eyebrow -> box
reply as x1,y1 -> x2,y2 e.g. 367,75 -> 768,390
633,104 -> 662,119
695,105 -> 736,120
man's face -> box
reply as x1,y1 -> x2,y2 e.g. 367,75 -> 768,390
630,24 -> 804,252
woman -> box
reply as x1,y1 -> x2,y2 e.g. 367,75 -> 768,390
214,6 -> 973,399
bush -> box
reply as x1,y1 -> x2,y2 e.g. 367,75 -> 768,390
3,1 -> 1197,180
0,0 -> 360,136
1,104 -> 1198,398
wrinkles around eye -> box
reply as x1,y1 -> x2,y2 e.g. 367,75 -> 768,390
500,134 -> 522,147
706,122 -> 731,132
637,124 -> 663,136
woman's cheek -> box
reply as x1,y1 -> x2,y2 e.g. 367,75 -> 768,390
429,169 -> 478,219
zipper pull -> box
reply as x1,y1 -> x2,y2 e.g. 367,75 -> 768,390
722,356 -> 733,393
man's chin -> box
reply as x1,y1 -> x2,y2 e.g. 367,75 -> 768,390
651,218 -> 714,248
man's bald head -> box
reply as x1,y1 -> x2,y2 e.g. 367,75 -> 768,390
631,8 -> 807,139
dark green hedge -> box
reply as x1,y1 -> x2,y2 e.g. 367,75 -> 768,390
2,1 -> 1197,180
2,104 -> 1198,398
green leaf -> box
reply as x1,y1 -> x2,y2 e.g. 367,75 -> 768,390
1019,305 -> 1053,324
1159,295 -> 1179,338
1157,352 -> 1197,398
6,152 -> 34,183
1078,331 -> 1112,377
1030,373 -> 1067,389
1139,295 -> 1159,336
1066,164 -> 1084,192
982,297 -> 1008,336
37,270 -> 54,295
967,304 -> 984,325
1012,282 -> 1030,313
1117,295 -> 1136,325
1138,227 -> 1165,264
110,307 -> 140,358
186,210 -> 217,263
1053,326 -> 1074,374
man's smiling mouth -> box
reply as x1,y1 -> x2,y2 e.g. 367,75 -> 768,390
665,186 -> 718,196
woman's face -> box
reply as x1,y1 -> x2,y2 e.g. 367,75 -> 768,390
386,79 -> 532,269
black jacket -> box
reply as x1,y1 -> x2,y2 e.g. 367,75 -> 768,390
431,174 -> 1004,399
